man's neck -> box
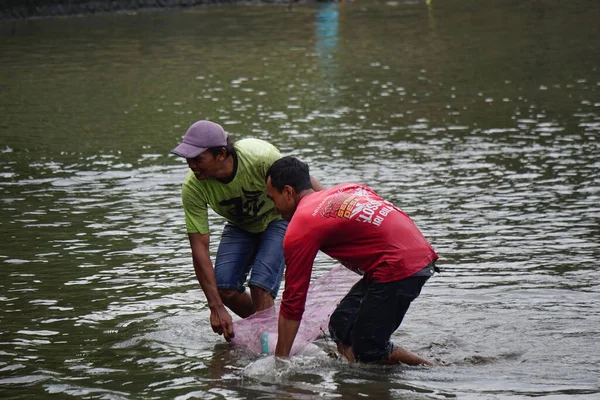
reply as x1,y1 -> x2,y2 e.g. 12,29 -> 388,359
215,155 -> 235,182
296,188 -> 315,203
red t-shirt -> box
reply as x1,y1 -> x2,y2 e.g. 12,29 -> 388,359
280,183 -> 439,321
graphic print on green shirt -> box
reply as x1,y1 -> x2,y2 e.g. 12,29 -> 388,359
181,138 -> 283,234
218,187 -> 266,221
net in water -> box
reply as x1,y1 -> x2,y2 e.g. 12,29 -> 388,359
231,264 -> 360,355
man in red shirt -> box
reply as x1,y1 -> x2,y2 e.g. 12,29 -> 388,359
265,156 -> 439,365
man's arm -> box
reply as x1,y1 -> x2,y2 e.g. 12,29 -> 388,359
274,228 -> 321,357
275,316 -> 301,357
188,232 -> 234,340
310,176 -> 326,192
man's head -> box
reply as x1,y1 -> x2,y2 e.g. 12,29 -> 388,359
265,156 -> 312,221
171,120 -> 235,180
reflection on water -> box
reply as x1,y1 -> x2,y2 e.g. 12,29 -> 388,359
315,3 -> 340,69
1,1 -> 599,399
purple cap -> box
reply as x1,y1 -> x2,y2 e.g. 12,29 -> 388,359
170,120 -> 228,158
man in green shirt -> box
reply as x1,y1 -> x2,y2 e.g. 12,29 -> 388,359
171,120 -> 322,341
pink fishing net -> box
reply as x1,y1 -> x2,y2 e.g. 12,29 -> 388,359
231,264 -> 360,355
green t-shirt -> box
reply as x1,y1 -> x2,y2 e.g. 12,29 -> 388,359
181,138 -> 283,234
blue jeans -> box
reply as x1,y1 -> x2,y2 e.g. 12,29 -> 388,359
214,220 -> 288,298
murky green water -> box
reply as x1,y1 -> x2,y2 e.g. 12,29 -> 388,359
1,1 -> 599,398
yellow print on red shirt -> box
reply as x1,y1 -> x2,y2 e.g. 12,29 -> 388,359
319,188 -> 397,227
321,194 -> 359,219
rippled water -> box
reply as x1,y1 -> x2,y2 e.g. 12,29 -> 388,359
1,1 -> 599,398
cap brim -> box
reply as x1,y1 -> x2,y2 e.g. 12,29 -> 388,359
170,142 -> 208,159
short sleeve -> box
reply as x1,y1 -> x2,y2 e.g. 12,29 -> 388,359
261,143 -> 282,176
182,183 -> 210,234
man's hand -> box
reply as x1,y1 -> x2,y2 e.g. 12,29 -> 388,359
210,305 -> 234,341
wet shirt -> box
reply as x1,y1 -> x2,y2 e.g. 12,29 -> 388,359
281,183 -> 439,321
181,138 -> 283,234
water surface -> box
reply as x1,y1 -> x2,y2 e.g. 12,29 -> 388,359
1,1 -> 599,398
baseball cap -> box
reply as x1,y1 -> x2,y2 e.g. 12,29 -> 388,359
170,120 -> 228,159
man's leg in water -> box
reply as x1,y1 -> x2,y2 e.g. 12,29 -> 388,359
329,278 -> 368,362
336,337 -> 432,365
217,290 -> 254,317
383,345 -> 434,366
249,286 -> 274,311
248,220 -> 288,311
214,224 -> 258,318
351,275 -> 433,365
336,342 -> 356,363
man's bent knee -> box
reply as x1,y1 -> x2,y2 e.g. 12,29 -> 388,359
218,288 -> 242,302
249,283 -> 277,299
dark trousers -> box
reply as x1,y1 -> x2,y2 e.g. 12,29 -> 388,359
328,273 -> 430,363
